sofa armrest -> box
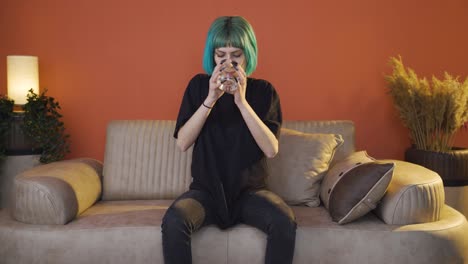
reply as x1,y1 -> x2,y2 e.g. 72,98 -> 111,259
373,160 -> 445,225
11,158 -> 103,225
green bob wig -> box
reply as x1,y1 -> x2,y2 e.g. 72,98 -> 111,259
202,16 -> 258,76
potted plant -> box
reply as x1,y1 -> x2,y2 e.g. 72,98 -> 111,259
0,95 -> 14,160
385,56 -> 468,185
22,89 -> 70,164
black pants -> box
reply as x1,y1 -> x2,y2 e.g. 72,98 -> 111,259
161,189 -> 297,264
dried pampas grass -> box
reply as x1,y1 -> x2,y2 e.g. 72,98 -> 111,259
386,56 -> 468,152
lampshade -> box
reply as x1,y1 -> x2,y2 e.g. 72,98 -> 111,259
7,55 -> 39,105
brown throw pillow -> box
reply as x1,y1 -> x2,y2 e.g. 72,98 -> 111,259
267,128 -> 343,207
320,151 -> 394,224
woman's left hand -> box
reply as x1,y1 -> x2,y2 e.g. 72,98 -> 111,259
233,65 -> 248,106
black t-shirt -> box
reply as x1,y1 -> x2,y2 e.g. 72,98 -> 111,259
174,73 -> 282,228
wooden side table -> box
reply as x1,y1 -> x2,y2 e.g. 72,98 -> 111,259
0,155 -> 40,209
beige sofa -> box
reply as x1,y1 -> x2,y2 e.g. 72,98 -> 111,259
1,120 -> 467,264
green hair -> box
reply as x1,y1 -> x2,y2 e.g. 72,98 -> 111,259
202,16 -> 258,76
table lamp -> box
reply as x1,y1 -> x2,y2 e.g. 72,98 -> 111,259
7,55 -> 39,109
5,55 -> 40,154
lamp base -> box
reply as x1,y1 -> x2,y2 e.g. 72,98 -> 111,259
12,104 -> 24,112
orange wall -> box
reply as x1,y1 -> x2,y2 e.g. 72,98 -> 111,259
1,0 -> 467,161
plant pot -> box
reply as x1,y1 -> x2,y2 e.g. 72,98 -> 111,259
3,112 -> 41,156
405,147 -> 468,186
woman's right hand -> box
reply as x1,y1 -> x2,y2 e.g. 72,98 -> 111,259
206,62 -> 225,107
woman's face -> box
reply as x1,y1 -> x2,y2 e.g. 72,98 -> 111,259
214,46 -> 245,68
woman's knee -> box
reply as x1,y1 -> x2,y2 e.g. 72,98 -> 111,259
162,198 -> 207,233
254,190 -> 296,223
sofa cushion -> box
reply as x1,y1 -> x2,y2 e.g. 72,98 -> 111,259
1,200 -> 467,264
373,160 -> 445,225
281,120 -> 355,165
12,158 -> 102,225
267,128 -> 343,207
227,205 -> 468,264
102,120 -> 193,200
320,151 -> 394,224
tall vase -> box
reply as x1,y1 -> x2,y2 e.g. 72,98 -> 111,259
405,147 -> 468,186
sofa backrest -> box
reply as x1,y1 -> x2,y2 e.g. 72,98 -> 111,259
282,120 -> 355,164
102,120 -> 355,201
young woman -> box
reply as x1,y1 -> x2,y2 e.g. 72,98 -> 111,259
162,16 -> 296,264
